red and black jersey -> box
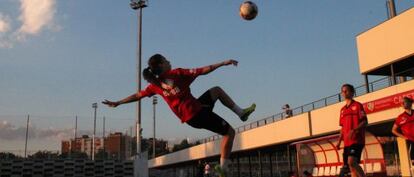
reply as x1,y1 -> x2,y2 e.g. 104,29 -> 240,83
138,68 -> 204,123
339,100 -> 368,147
394,110 -> 414,142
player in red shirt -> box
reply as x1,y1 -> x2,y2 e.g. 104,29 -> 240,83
335,84 -> 367,177
103,54 -> 256,177
392,97 -> 414,164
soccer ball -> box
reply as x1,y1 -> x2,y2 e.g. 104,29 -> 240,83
239,1 -> 258,21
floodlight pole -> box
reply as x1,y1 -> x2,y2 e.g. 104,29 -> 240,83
130,0 -> 147,155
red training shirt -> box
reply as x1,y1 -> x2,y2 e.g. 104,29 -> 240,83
138,68 -> 203,123
394,110 -> 414,142
339,100 -> 367,147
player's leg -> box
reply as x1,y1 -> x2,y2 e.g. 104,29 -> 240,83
187,109 -> 235,177
347,145 -> 365,177
207,86 -> 256,121
348,156 -> 365,177
221,126 -> 235,160
215,126 -> 235,177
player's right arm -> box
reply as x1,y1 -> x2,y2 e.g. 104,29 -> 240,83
336,129 -> 343,149
103,85 -> 154,108
102,92 -> 145,107
336,113 -> 344,149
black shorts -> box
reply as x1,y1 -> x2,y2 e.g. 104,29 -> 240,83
343,144 -> 364,163
186,90 -> 231,136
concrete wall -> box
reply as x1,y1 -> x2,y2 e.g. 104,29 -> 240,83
356,7 -> 414,74
149,80 -> 414,168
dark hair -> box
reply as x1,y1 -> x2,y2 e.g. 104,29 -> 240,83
403,97 -> 413,104
143,54 -> 166,86
341,83 -> 355,94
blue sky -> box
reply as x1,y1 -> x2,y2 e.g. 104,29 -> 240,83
1,0 -> 414,152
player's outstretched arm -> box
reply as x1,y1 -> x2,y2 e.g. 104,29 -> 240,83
199,59 -> 238,75
102,93 -> 144,108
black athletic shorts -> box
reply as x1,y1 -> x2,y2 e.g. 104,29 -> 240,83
343,144 -> 364,163
186,90 -> 231,136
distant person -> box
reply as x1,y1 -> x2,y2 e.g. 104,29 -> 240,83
283,104 -> 293,118
204,162 -> 211,177
103,54 -> 256,177
335,84 -> 367,177
303,170 -> 313,177
196,160 -> 204,177
392,97 -> 414,164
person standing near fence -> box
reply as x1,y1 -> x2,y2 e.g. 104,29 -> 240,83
335,84 -> 367,177
282,104 -> 293,118
204,162 -> 211,177
392,96 -> 414,165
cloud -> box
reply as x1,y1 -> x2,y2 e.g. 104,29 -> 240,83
0,14 -> 11,33
0,0 -> 59,48
0,120 -> 91,141
17,0 -> 57,36
0,13 -> 12,48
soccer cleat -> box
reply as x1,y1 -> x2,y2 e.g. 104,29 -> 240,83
240,103 -> 256,122
214,164 -> 228,177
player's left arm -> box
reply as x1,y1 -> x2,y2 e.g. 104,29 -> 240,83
198,59 -> 238,75
355,105 -> 368,132
355,117 -> 368,131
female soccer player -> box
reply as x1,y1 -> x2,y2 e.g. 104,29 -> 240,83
103,54 -> 256,177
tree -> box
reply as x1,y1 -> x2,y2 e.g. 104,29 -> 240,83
0,152 -> 20,160
146,138 -> 169,158
95,149 -> 109,160
59,151 -> 88,159
172,139 -> 191,152
28,151 -> 59,159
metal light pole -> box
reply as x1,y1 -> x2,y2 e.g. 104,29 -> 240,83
24,115 -> 30,158
74,115 -> 78,139
103,116 -> 106,159
92,103 -> 98,160
386,0 -> 406,84
71,115 -> 78,158
152,96 -> 157,158
130,0 -> 147,155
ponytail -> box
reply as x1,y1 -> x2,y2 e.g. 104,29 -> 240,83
143,67 -> 158,84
